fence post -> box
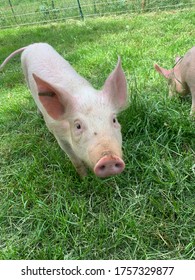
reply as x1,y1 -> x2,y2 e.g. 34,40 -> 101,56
8,0 -> 18,24
76,0 -> 84,20
93,0 -> 97,14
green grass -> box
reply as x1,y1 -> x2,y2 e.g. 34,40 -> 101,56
0,0 -> 194,28
0,10 -> 195,260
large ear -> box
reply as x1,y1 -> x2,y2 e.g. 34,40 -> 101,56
102,57 -> 127,110
175,56 -> 181,63
154,63 -> 171,79
33,73 -> 73,120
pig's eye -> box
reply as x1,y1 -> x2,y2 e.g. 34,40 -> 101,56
75,122 -> 82,131
73,120 -> 84,137
113,117 -> 117,123
76,123 -> 81,130
74,120 -> 83,132
112,115 -> 120,128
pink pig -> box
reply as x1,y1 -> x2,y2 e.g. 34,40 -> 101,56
154,46 -> 195,115
0,43 -> 128,177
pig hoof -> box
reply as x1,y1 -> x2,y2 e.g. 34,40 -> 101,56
190,108 -> 195,117
94,155 -> 125,178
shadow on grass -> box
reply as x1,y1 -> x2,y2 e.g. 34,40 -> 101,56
0,18 -> 130,56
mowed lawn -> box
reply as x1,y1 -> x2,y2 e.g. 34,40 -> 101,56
0,10 -> 195,259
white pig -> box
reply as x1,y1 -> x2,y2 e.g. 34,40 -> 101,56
154,46 -> 195,116
0,43 -> 128,177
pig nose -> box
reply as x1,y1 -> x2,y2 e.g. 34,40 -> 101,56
94,155 -> 125,178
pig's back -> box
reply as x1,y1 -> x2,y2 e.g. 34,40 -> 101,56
180,46 -> 195,82
21,43 -> 92,95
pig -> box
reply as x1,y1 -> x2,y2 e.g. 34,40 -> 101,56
154,46 -> 195,116
0,43 -> 128,178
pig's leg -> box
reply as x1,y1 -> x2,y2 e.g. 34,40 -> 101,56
37,108 -> 42,116
57,139 -> 88,177
190,91 -> 195,116
168,83 -> 176,98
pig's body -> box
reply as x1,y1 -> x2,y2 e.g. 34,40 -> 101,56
154,46 -> 195,115
1,43 -> 128,177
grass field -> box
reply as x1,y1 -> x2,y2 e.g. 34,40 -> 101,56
0,9 -> 195,260
0,0 -> 194,28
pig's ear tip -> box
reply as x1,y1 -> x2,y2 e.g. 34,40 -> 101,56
117,56 -> 121,63
32,73 -> 39,81
32,73 -> 42,83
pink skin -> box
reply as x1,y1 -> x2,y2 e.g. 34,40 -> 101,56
33,69 -> 126,178
94,155 -> 125,178
154,46 -> 195,115
0,43 -> 128,178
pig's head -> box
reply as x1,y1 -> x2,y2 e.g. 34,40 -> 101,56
154,57 -> 187,97
33,58 -> 128,178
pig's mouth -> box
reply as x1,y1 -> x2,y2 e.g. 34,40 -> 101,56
94,155 -> 125,178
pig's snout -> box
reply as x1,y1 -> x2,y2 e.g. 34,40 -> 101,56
94,155 -> 125,178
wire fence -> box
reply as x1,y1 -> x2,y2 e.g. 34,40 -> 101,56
0,0 -> 195,29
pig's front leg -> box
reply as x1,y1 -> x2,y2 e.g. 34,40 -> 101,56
190,89 -> 195,116
57,139 -> 88,177
37,107 -> 42,115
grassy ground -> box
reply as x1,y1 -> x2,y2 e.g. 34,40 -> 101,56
0,10 -> 195,260
0,0 -> 194,28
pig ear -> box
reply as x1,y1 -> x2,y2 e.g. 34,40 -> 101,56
154,64 -> 171,79
175,56 -> 181,63
102,57 -> 127,110
33,73 -> 73,120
